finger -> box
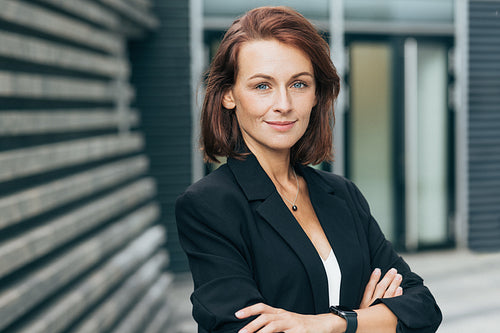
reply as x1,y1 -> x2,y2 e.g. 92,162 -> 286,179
372,268 -> 397,299
361,268 -> 381,306
395,286 -> 403,296
238,313 -> 271,333
256,314 -> 295,333
383,273 -> 402,298
255,321 -> 282,333
236,303 -> 273,319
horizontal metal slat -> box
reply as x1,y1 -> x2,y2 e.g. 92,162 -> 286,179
468,160 -> 500,173
0,133 -> 144,182
111,273 -> 174,333
0,180 -> 157,279
469,183 -> 500,196
72,253 -> 169,333
35,0 -> 121,30
0,31 -> 129,77
469,197 -> 500,208
468,211 -> 500,222
0,109 -> 139,135
0,0 -> 123,54
0,71 -> 134,101
469,226 -> 500,238
469,96 -> 500,105
0,155 -> 149,231
143,296 -> 173,333
469,173 -> 500,184
469,36 -> 500,45
0,217 -> 163,332
126,0 -> 154,10
470,154 -> 500,163
469,231 -> 500,247
98,0 -> 159,29
13,227 -> 165,333
469,129 -> 500,138
469,49 -> 500,59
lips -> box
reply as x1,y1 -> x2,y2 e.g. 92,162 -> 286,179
265,120 -> 296,131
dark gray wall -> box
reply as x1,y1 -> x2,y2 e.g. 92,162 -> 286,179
0,0 -> 174,331
468,0 -> 500,250
129,0 -> 192,272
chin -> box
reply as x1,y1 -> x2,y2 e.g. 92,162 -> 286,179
267,141 -> 299,152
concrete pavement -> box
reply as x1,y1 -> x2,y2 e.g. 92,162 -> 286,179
404,250 -> 500,333
164,250 -> 500,332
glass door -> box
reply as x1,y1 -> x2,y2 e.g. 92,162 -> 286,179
346,37 -> 454,250
404,39 -> 451,250
347,41 -> 395,241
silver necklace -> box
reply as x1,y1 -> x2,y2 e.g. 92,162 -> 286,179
276,168 -> 299,211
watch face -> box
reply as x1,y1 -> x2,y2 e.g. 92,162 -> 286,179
330,305 -> 356,317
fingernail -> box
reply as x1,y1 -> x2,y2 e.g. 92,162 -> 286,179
374,268 -> 381,275
235,311 -> 243,318
396,274 -> 402,281
239,329 -> 248,333
389,268 -> 397,274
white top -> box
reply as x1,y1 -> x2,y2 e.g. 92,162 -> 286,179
321,249 -> 342,306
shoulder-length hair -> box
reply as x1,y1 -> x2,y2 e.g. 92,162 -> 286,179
201,6 -> 340,165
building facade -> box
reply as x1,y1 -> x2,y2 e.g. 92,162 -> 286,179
0,0 -> 185,331
178,0 -> 500,271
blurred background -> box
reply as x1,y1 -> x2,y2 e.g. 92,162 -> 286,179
0,0 -> 498,332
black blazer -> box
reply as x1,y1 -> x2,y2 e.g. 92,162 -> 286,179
176,154 -> 442,333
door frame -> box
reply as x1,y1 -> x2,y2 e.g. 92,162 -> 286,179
344,34 -> 456,251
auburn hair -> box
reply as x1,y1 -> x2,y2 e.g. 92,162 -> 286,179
201,6 -> 340,165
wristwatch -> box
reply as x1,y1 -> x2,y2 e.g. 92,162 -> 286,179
329,305 -> 358,333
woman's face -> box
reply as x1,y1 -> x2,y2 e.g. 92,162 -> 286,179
222,39 -> 317,157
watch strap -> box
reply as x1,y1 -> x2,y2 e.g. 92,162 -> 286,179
329,306 -> 358,333
343,311 -> 358,333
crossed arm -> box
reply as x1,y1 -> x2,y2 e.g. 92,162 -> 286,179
176,180 -> 441,333
235,267 -> 403,333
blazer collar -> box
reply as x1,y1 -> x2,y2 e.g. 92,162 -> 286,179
227,154 -> 277,201
227,154 -> 336,200
227,155 -> 363,311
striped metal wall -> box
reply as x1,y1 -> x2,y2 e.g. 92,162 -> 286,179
129,0 -> 192,272
468,0 -> 500,250
0,0 -> 175,331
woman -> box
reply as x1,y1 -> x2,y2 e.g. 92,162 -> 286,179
176,6 -> 441,333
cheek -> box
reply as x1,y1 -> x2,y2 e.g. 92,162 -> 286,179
234,107 -> 260,132
297,104 -> 314,133
235,96 -> 267,121
300,114 -> 312,134
298,100 -> 314,121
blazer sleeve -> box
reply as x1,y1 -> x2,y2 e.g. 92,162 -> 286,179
175,188 -> 265,333
347,180 -> 442,333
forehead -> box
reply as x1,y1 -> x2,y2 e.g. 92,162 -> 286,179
235,39 -> 314,78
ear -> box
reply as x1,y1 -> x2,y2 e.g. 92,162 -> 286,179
222,89 -> 236,110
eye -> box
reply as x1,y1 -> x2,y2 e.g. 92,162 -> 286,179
292,81 -> 307,89
255,83 -> 269,90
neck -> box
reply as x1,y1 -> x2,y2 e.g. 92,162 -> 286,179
247,146 -> 294,186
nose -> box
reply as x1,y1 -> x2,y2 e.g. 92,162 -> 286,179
273,87 -> 292,113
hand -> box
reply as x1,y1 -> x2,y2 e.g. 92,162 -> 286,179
235,303 -> 345,333
360,268 -> 403,309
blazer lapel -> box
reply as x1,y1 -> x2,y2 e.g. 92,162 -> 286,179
228,156 -> 329,313
300,166 -> 366,309
256,194 -> 330,313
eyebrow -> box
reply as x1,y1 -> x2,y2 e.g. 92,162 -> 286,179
248,72 -> 314,80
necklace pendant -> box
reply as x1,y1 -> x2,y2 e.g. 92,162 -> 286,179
292,205 -> 298,211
